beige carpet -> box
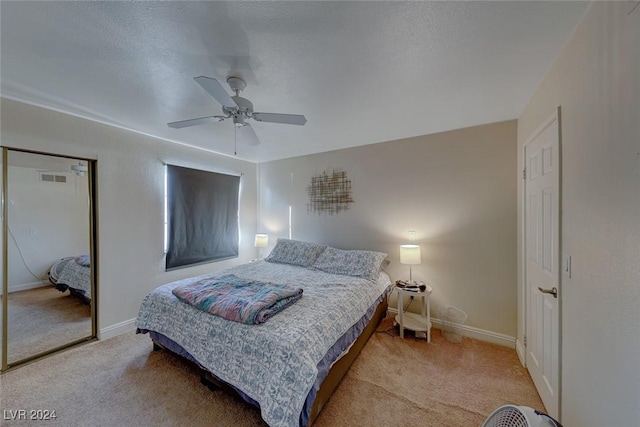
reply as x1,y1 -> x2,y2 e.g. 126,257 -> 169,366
1,285 -> 91,363
0,317 -> 543,426
323,318 -> 545,426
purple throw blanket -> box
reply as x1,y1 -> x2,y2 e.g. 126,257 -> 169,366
172,274 -> 303,325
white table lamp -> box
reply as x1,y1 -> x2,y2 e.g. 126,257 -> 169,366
255,234 -> 268,259
400,244 -> 421,283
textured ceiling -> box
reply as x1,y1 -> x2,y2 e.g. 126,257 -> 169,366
0,1 -> 589,163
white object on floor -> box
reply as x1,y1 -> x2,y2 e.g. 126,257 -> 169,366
440,306 -> 468,343
482,405 -> 562,427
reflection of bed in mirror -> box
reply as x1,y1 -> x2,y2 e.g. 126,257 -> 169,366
49,255 -> 91,303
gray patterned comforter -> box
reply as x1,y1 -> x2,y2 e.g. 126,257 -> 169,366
136,260 -> 390,427
56,259 -> 91,300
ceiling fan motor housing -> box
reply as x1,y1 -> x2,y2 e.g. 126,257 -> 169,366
232,96 -> 253,115
224,95 -> 254,126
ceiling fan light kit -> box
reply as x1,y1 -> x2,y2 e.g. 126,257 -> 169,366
168,76 -> 307,149
233,114 -> 246,127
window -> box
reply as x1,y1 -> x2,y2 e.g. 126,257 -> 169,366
165,164 -> 240,270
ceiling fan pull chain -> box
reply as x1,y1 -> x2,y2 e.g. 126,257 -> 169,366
234,127 -> 237,156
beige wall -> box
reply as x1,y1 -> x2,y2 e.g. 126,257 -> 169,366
0,99 -> 258,344
259,120 -> 517,337
517,2 -> 640,425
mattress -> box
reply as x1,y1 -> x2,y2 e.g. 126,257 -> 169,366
136,260 -> 391,427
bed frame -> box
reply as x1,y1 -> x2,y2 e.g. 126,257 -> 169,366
151,295 -> 388,426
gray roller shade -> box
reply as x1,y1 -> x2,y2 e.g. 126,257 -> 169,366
166,165 -> 240,270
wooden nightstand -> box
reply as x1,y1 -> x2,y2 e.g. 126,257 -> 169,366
395,283 -> 432,342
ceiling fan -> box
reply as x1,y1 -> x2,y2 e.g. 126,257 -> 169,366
168,76 -> 307,147
70,162 -> 88,176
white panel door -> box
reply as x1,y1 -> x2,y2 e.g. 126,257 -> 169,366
525,110 -> 560,418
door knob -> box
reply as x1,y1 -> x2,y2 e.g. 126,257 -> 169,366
538,286 -> 558,298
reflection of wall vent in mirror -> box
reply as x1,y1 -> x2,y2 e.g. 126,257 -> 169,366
40,173 -> 67,183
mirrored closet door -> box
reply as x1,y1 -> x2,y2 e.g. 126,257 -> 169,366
2,147 -> 97,370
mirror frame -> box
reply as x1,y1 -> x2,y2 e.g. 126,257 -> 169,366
1,147 -> 98,371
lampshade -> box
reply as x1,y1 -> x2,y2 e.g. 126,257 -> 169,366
254,234 -> 269,248
400,244 -> 421,265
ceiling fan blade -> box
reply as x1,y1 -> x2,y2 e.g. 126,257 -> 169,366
167,115 -> 225,129
194,76 -> 238,109
237,123 -> 260,146
252,112 -> 307,126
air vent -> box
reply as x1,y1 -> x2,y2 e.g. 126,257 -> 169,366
40,173 -> 67,183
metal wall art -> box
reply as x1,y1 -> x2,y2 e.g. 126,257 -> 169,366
307,170 -> 354,215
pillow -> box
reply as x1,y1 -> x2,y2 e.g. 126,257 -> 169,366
75,255 -> 90,267
264,239 -> 327,268
312,247 -> 389,282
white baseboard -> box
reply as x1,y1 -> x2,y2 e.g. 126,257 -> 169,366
516,339 -> 526,367
99,311 -> 517,347
98,318 -> 137,340
7,280 -> 49,293
387,307 -> 516,348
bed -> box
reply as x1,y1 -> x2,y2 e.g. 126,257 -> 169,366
49,255 -> 91,303
136,239 -> 391,427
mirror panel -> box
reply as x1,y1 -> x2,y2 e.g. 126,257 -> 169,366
1,148 -> 96,369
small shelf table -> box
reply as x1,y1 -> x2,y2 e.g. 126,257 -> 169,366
395,284 -> 433,342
